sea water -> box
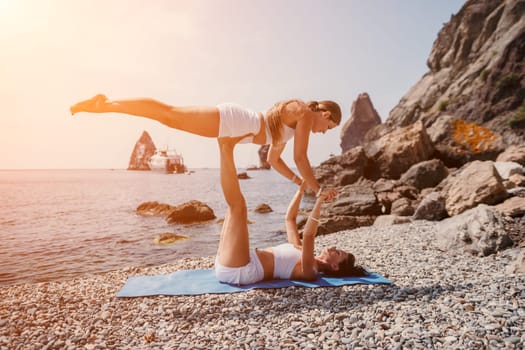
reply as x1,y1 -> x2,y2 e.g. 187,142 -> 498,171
0,169 -> 307,285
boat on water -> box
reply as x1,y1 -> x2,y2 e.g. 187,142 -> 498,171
148,149 -> 186,174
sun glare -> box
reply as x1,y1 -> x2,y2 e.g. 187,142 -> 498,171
0,0 -> 18,22
0,0 -> 12,12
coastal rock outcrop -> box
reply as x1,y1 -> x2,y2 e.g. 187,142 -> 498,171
399,159 -> 449,190
363,121 -> 434,179
314,147 -> 379,187
254,203 -> 273,213
309,0 -> 525,259
427,115 -> 505,167
340,93 -> 382,153
496,145 -> 525,166
237,172 -> 251,179
136,200 -> 216,224
435,205 -> 514,256
128,131 -> 156,170
441,161 -> 508,216
165,200 -> 216,224
258,145 -> 271,169
153,233 -> 189,244
413,192 -> 448,221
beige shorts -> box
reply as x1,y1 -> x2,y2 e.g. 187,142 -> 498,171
214,249 -> 265,285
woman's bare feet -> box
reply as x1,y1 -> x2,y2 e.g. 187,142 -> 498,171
70,94 -> 108,115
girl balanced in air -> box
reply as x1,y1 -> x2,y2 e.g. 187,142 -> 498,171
71,94 -> 341,195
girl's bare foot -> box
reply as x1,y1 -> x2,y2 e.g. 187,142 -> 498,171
70,94 -> 108,115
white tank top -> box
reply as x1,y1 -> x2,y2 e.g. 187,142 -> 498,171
265,123 -> 295,145
272,243 -> 301,279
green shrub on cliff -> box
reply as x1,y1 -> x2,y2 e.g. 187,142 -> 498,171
437,99 -> 449,112
509,103 -> 525,128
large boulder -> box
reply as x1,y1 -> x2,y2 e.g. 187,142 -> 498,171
128,131 -> 156,170
340,93 -> 382,153
254,203 -> 273,213
363,121 -> 434,179
399,159 -> 449,190
493,161 -> 524,179
427,115 -> 505,167
306,182 -> 380,234
494,196 -> 525,217
136,200 -> 216,224
326,183 -> 382,216
136,201 -> 175,216
314,147 -> 379,187
435,205 -> 514,256
165,200 -> 216,224
441,160 -> 508,216
413,192 -> 448,221
496,145 -> 525,166
372,179 -> 419,215
506,248 -> 525,275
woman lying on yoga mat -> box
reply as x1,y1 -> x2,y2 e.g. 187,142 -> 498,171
70,94 -> 340,195
215,136 -> 367,285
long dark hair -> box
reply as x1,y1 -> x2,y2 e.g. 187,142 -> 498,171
323,252 -> 369,277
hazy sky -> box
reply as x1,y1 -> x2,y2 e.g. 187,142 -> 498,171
0,0 -> 465,169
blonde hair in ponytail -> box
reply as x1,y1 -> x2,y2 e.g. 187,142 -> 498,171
266,102 -> 284,145
266,99 -> 300,145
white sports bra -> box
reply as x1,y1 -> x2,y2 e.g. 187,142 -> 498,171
272,243 -> 302,279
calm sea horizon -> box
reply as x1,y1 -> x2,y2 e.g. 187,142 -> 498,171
0,168 -> 307,286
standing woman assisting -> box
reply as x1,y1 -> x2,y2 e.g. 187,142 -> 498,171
214,136 -> 367,285
70,95 -> 341,194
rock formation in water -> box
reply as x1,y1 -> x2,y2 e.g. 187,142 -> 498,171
136,200 -> 216,224
258,145 -> 271,169
340,93 -> 382,153
128,131 -> 156,170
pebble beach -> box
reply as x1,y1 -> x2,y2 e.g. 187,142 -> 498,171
1,221 -> 524,350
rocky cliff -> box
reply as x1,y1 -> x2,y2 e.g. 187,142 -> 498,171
311,0 -> 525,259
127,131 -> 156,170
378,0 -> 524,145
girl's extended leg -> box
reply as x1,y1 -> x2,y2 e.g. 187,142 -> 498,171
70,94 -> 220,137
216,137 -> 250,267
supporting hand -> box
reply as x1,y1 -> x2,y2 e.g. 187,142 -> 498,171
317,186 -> 338,202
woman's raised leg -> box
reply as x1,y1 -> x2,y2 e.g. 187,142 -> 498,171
70,95 -> 220,137
216,137 -> 251,267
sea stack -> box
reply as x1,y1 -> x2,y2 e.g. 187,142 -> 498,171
128,131 -> 156,170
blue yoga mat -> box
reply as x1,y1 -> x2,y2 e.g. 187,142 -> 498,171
116,269 -> 391,297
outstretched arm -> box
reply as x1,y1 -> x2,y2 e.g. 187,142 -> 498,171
267,144 -> 303,186
300,193 -> 327,279
292,115 -> 321,193
285,181 -> 308,247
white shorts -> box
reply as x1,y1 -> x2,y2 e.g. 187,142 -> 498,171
217,103 -> 261,144
214,249 -> 265,285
